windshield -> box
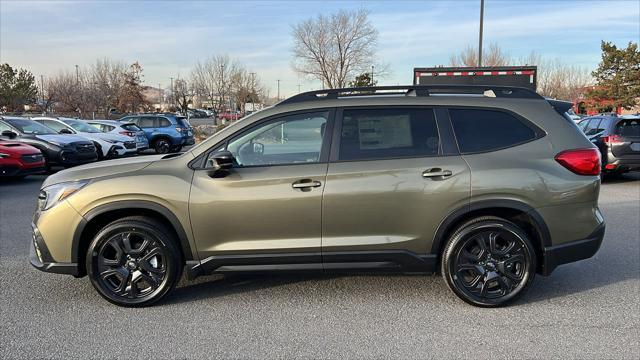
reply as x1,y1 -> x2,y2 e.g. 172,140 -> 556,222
5,118 -> 57,135
616,118 -> 640,137
63,119 -> 102,133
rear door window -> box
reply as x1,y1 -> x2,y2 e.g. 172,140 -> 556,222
337,108 -> 439,161
449,109 -> 536,153
615,118 -> 640,137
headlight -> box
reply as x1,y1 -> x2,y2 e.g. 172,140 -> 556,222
103,139 -> 118,144
38,180 -> 89,211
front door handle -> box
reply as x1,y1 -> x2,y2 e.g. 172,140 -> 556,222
292,179 -> 322,189
422,168 -> 453,178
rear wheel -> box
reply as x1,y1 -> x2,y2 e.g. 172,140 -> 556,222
441,216 -> 536,307
86,216 -> 181,307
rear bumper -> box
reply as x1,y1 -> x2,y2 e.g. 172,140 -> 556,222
30,223 -> 79,277
542,222 -> 605,276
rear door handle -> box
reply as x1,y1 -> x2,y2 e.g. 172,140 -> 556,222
292,179 -> 322,189
422,168 -> 453,178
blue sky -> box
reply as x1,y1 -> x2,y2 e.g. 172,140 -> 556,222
1,0 -> 638,97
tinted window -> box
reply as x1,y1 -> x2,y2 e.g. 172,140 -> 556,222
578,119 -> 591,132
121,123 -> 141,131
338,108 -> 439,161
5,119 -> 56,135
158,118 -> 171,127
219,111 -> 328,167
584,118 -> 602,136
616,118 -> 640,137
138,117 -> 156,128
449,109 -> 536,153
38,120 -> 69,133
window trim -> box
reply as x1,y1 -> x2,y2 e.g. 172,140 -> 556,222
328,105 -> 444,163
446,106 -> 547,155
189,108 -> 336,170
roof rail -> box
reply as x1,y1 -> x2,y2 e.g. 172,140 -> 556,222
277,85 -> 543,106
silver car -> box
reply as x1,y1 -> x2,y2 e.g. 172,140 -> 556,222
87,120 -> 149,152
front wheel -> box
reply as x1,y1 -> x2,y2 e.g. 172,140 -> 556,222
441,216 -> 536,307
153,138 -> 171,154
86,216 -> 181,307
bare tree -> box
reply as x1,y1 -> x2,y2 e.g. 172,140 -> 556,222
450,43 -> 510,67
231,69 -> 265,114
291,9 -> 380,88
173,78 -> 194,115
521,52 -> 592,100
191,55 -> 241,113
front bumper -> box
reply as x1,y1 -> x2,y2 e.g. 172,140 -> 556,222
0,165 -> 46,177
30,223 -> 79,277
541,222 -> 605,276
57,149 -> 98,167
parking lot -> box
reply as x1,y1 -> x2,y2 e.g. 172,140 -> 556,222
0,172 -> 638,359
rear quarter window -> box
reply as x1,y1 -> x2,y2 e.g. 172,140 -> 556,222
121,123 -> 141,131
449,109 -> 537,153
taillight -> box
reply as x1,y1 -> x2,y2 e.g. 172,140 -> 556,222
602,135 -> 624,145
175,127 -> 183,132
555,148 -> 601,176
119,131 -> 135,137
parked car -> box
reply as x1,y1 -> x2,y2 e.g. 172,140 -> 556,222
191,109 -> 208,118
0,116 -> 98,169
202,109 -> 216,118
566,108 -> 582,123
30,85 -> 605,307
32,117 -> 136,160
577,114 -> 640,175
218,111 -> 242,122
0,140 -> 46,178
118,113 -> 195,154
86,120 -> 149,152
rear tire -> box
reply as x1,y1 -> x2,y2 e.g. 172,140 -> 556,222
441,216 -> 536,307
86,216 -> 182,307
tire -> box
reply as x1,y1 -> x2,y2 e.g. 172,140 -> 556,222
93,142 -> 104,161
153,138 -> 171,154
441,216 -> 536,307
86,216 -> 182,307
169,145 -> 183,153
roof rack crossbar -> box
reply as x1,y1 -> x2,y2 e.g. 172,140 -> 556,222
277,85 -> 542,105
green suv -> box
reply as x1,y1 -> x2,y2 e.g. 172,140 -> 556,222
30,85 -> 605,307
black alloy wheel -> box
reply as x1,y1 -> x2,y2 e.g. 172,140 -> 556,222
442,216 -> 536,307
86,216 -> 181,306
153,138 -> 171,154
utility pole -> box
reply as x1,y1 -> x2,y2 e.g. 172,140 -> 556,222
478,0 -> 484,67
159,83 -> 162,111
297,83 -> 301,93
170,77 -> 174,108
277,79 -> 280,100
75,65 -> 79,84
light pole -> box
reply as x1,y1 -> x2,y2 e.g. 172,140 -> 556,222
277,79 -> 280,100
478,0 -> 484,67
75,65 -> 79,84
371,65 -> 374,85
158,83 -> 162,111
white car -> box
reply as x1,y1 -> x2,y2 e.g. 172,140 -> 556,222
32,117 -> 137,159
87,119 -> 149,152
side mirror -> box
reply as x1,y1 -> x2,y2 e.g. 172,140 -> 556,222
252,142 -> 264,155
206,150 -> 235,171
59,128 -> 73,134
1,130 -> 17,139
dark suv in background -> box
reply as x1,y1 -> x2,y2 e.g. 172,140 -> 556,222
578,114 -> 640,175
0,117 -> 98,169
118,114 -> 195,154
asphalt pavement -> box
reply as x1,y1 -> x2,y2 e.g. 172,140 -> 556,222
1,172 -> 638,359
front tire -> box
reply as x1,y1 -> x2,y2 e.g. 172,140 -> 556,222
441,216 -> 536,307
153,138 -> 171,154
86,216 -> 181,307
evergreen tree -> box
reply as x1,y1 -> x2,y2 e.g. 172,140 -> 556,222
587,41 -> 640,110
0,63 -> 38,111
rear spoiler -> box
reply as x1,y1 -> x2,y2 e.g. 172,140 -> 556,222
546,98 -> 573,116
